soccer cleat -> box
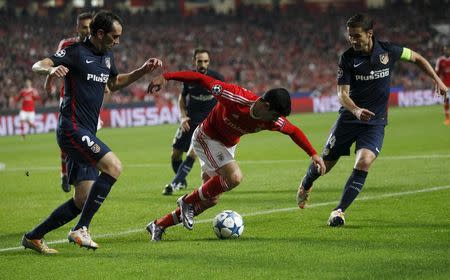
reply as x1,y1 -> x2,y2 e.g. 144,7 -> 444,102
444,119 -> 450,126
162,184 -> 174,195
21,235 -> 58,254
327,209 -> 345,227
146,221 -> 165,241
68,226 -> 99,250
61,175 -> 70,193
177,194 -> 194,230
296,180 -> 311,209
173,182 -> 187,191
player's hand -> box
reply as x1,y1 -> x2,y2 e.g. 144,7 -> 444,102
434,80 -> 448,97
352,107 -> 375,122
311,154 -> 326,176
49,65 -> 69,78
142,58 -> 163,74
180,117 -> 191,132
147,75 -> 166,94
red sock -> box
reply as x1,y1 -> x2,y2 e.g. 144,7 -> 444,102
184,175 -> 227,204
155,209 -> 181,228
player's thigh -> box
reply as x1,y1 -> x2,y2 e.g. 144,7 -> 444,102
322,121 -> 358,161
57,128 -> 111,166
96,151 -> 122,178
355,125 -> 385,157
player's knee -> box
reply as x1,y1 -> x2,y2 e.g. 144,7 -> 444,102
225,172 -> 243,189
104,158 -> 122,178
355,156 -> 373,170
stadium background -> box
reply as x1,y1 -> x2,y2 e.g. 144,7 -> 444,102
0,0 -> 448,136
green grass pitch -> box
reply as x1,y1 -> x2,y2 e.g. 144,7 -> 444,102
0,105 -> 449,279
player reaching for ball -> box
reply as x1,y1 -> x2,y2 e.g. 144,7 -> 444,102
144,70 -> 326,241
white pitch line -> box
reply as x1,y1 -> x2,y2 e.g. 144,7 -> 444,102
1,184 -> 449,253
1,154 -> 450,172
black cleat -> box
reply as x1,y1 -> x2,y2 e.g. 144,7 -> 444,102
162,184 -> 174,195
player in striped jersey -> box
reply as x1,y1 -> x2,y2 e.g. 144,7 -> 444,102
145,71 -> 326,241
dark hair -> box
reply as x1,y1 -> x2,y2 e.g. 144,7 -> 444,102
261,88 -> 291,116
77,12 -> 93,24
90,11 -> 123,36
193,48 -> 210,59
346,14 -> 374,31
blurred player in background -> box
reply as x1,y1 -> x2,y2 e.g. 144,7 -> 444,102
44,12 -> 93,192
15,79 -> 42,139
435,45 -> 450,125
145,71 -> 325,241
297,14 -> 448,227
162,48 -> 224,195
22,11 -> 163,254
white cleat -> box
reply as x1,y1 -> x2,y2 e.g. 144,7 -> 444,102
328,209 -> 345,227
68,226 -> 99,250
177,194 -> 194,230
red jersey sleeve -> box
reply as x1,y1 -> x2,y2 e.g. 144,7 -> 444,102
274,117 -> 317,157
163,71 -> 256,104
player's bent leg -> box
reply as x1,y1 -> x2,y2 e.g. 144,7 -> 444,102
218,161 -> 243,190
297,159 -> 338,208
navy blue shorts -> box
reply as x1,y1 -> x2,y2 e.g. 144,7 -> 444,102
57,128 -> 110,183
322,121 -> 385,161
172,122 -> 199,152
66,156 -> 99,185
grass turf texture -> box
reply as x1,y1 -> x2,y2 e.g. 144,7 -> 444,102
0,105 -> 449,279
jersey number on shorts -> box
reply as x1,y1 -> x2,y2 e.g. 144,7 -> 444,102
82,135 -> 95,147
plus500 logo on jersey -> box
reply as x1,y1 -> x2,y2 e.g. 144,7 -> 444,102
87,73 -> 109,83
355,68 -> 389,81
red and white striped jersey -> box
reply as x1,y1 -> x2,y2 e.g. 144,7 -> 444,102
435,55 -> 450,86
16,88 -> 40,111
163,71 -> 317,156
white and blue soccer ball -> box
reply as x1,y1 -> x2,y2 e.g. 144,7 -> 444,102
212,210 -> 244,239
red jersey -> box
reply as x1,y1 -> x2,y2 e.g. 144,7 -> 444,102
435,55 -> 450,86
16,88 -> 41,112
163,71 -> 317,156
57,37 -> 78,98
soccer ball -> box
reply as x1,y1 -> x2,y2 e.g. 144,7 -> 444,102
212,210 -> 244,239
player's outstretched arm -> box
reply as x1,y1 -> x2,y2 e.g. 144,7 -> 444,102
407,51 -> 448,96
108,58 -> 162,92
32,58 -> 69,78
337,85 -> 375,122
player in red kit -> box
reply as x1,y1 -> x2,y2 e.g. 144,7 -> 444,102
15,79 -> 42,139
145,71 -> 326,241
435,45 -> 450,125
44,12 -> 93,192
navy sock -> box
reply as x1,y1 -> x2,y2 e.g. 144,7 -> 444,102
26,198 -> 81,240
171,159 -> 182,174
172,156 -> 195,185
302,162 -> 322,190
336,169 -> 368,211
74,173 -> 116,230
